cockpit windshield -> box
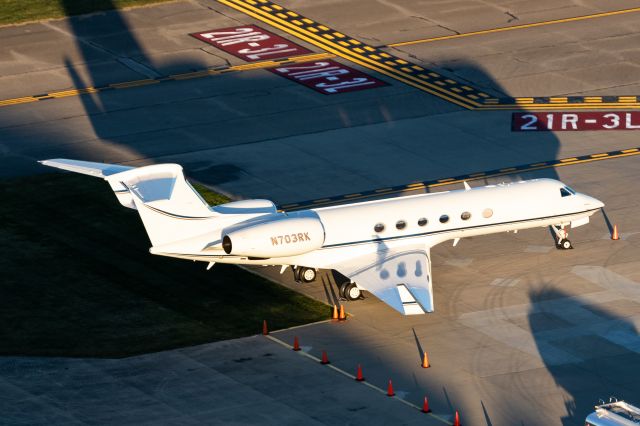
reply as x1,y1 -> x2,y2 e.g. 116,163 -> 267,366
560,186 -> 576,197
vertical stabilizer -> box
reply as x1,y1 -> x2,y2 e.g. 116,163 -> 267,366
106,164 -> 218,246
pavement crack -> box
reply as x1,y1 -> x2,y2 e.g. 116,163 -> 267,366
410,15 -> 460,35
505,11 -> 519,23
191,0 -> 245,24
438,24 -> 461,35
199,48 -> 231,66
42,22 -> 160,79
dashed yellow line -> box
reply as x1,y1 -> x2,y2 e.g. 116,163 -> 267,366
0,52 -> 334,109
389,7 -> 640,47
281,147 -> 640,210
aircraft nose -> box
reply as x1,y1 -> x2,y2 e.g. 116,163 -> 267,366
583,195 -> 604,209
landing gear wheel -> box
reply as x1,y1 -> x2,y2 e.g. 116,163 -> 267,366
300,267 -> 317,283
558,239 -> 573,250
340,282 -> 361,301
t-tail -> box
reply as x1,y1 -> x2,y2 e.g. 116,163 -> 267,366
38,159 -> 277,251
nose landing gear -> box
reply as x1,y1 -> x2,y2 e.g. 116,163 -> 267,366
552,225 -> 573,250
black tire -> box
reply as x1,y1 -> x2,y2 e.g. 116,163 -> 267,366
340,282 -> 361,301
561,239 -> 573,250
300,267 -> 317,283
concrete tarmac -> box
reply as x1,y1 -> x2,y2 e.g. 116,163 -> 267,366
1,0 -> 640,424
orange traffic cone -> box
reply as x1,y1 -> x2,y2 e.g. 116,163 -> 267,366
332,304 -> 339,320
320,350 -> 330,365
355,364 -> 365,381
612,224 -> 620,240
421,351 -> 430,368
262,320 -> 268,335
387,379 -> 395,397
339,305 -> 346,321
454,410 -> 461,426
292,336 -> 300,351
421,396 -> 431,413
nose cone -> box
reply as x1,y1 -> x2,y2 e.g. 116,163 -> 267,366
583,195 -> 604,209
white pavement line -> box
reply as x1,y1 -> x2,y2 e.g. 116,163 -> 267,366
264,334 -> 452,425
270,319 -> 334,333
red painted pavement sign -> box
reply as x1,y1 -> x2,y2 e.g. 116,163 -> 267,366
269,60 -> 388,95
513,112 -> 640,131
190,25 -> 311,62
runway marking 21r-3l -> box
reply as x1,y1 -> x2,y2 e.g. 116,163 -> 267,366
191,26 -> 387,94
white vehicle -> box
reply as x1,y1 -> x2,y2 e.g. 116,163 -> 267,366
40,159 -> 604,315
586,398 -> 640,425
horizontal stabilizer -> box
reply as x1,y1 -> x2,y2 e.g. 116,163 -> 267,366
39,159 -> 133,178
40,159 -> 219,246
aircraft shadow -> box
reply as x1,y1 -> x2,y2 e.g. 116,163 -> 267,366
528,287 -> 640,425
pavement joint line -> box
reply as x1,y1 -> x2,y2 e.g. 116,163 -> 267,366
388,7 -> 640,47
280,147 -> 640,210
264,334 -> 451,424
2,3 -> 639,110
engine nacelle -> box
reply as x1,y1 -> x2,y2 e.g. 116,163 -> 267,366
222,215 -> 325,258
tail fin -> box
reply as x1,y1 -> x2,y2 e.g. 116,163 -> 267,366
40,159 -> 218,246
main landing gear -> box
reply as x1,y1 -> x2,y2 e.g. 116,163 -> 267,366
552,225 -> 573,250
294,266 -> 317,283
293,267 -> 363,301
340,282 -> 362,301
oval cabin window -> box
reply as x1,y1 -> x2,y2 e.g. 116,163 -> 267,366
418,217 -> 428,226
461,212 -> 471,220
374,223 -> 385,233
439,215 -> 449,224
482,208 -> 493,218
396,220 -> 407,230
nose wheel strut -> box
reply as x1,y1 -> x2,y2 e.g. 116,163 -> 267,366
552,225 -> 573,250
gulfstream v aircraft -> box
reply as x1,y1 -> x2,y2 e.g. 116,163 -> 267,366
40,159 -> 604,315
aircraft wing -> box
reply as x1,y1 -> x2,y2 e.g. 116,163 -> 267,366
335,245 -> 433,315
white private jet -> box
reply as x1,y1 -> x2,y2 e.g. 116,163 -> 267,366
40,159 -> 604,315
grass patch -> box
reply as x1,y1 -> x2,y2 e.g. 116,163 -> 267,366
0,173 -> 328,358
191,182 -> 231,206
0,0 -> 176,26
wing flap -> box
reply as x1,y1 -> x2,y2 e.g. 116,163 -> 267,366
336,246 -> 433,315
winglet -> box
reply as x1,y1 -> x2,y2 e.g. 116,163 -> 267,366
463,181 -> 471,190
